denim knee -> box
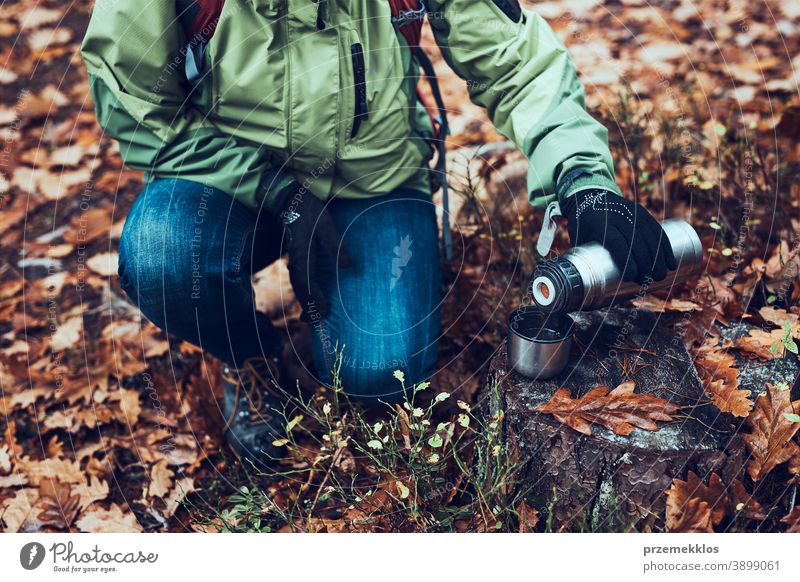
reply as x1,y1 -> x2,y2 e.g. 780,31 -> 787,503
117,179 -> 285,364
117,211 -> 194,329
117,179 -> 245,330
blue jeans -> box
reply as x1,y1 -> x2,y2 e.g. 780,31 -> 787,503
118,178 -> 442,405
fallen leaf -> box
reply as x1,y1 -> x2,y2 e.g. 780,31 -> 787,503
72,476 -> 110,510
0,488 -> 40,533
759,306 -> 800,335
43,410 -> 75,431
65,207 -> 112,244
0,66 -> 17,84
162,477 -> 195,518
742,384 -> 800,481
18,6 -> 63,28
693,338 -> 751,417
730,480 -> 766,520
46,435 -> 64,459
395,404 -> 412,450
15,457 -> 83,486
736,328 -> 788,360
27,28 -> 73,52
665,496 -> 713,533
0,445 -> 10,472
3,421 -> 22,456
39,271 -> 68,296
782,506 -> 800,533
76,503 -> 143,533
144,339 -> 170,359
86,252 -> 119,277
49,316 -> 83,352
516,500 -> 540,532
114,388 -> 141,426
37,167 -> 92,200
0,473 -> 28,488
536,382 -> 679,436
148,460 -> 174,499
632,296 -> 700,312
48,144 -> 87,167
666,471 -> 728,529
37,477 -> 80,530
46,244 -> 74,258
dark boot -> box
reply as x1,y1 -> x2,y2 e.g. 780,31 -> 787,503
222,356 -> 286,470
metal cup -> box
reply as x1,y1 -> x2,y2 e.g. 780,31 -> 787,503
507,307 -> 573,380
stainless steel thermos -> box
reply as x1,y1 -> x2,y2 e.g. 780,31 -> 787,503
529,219 -> 703,314
508,219 -> 703,380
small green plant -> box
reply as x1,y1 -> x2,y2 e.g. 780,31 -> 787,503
193,352 -> 528,532
219,486 -> 276,532
770,321 -> 798,355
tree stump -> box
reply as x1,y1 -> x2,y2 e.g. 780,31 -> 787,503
487,307 -> 759,531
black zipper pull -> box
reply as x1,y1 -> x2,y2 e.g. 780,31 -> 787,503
350,42 -> 368,138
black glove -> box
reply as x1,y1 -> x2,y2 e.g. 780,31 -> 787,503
560,189 -> 677,283
273,186 -> 351,321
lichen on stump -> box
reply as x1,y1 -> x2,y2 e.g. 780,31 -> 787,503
488,307 -> 748,532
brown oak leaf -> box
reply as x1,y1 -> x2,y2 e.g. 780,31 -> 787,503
148,459 -> 174,499
15,457 -> 83,486
516,500 -> 540,533
759,306 -> 800,336
72,476 -> 110,510
742,383 -> 800,481
736,328 -> 788,360
536,381 -> 679,436
37,477 -> 80,530
0,488 -> 40,533
162,477 -> 195,519
730,480 -> 767,521
76,503 -> 143,533
665,495 -> 713,533
666,471 -> 728,530
693,338 -> 751,417
631,296 -> 700,313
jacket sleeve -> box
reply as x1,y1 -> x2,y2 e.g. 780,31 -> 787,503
80,0 -> 294,211
427,0 -> 621,208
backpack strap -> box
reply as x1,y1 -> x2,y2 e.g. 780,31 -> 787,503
388,0 -> 426,47
414,48 -> 452,261
389,0 -> 452,261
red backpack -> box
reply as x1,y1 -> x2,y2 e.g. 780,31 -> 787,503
177,0 -> 452,259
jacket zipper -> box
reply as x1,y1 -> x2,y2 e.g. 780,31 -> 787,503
350,42 -> 368,138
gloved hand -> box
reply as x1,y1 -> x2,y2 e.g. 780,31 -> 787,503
560,189 -> 677,284
272,185 -> 351,321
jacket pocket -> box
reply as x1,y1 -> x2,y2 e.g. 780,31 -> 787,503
350,42 -> 368,138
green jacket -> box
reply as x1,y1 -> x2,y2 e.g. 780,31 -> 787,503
80,0 -> 620,212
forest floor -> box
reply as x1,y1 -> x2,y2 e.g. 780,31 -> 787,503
1,0 -> 799,532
